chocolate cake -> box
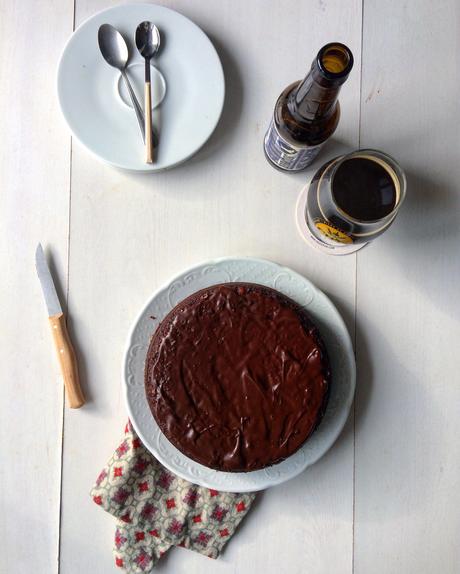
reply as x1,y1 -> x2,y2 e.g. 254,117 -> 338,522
144,283 -> 331,472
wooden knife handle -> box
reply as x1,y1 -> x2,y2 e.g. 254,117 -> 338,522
145,81 -> 153,164
49,313 -> 85,409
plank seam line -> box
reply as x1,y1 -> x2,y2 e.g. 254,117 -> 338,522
57,136 -> 73,574
353,0 -> 365,572
57,3 -> 76,571
357,0 -> 364,151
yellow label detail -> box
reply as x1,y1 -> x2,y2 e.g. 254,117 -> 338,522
315,222 -> 353,244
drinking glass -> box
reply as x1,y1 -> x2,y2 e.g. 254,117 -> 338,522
300,149 -> 406,252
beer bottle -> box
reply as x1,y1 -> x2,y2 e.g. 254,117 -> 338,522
264,43 -> 353,172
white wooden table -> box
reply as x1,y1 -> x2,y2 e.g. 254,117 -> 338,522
2,1 -> 459,572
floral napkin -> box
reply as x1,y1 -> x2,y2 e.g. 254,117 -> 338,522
91,422 -> 256,572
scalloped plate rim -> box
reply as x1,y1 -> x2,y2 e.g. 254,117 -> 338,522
123,256 -> 356,491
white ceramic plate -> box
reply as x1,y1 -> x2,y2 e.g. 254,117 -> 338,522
57,3 -> 224,171
123,257 -> 355,492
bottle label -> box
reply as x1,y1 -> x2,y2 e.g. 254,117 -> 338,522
264,118 -> 323,171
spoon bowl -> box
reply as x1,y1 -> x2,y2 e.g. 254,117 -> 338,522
98,24 -> 129,70
135,22 -> 161,59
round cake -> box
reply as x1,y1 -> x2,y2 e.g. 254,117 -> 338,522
144,283 -> 331,472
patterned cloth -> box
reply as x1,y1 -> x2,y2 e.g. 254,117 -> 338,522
91,422 -> 256,572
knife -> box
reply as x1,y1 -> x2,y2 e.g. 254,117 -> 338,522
35,244 -> 85,409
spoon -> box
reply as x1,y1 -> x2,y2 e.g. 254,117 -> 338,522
98,24 -> 147,144
135,22 -> 161,164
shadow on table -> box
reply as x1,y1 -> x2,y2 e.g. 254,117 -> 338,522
179,33 -> 244,168
395,169 -> 459,242
375,168 -> 460,320
269,319 -> 437,527
150,31 -> 244,181
126,32 -> 244,200
322,293 -> 374,449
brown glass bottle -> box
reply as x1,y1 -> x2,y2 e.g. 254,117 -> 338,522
264,43 -> 353,172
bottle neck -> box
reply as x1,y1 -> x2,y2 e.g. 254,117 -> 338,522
288,70 -> 342,122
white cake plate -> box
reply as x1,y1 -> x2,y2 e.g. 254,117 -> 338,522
124,257 -> 355,492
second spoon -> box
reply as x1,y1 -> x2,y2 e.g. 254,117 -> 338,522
135,22 -> 161,164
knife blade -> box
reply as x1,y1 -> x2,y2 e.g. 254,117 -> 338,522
35,244 -> 85,409
35,243 -> 62,317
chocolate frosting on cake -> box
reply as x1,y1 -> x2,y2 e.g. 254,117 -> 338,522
144,283 -> 330,472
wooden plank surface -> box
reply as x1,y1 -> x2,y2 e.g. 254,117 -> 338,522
0,1 -> 74,572
354,1 -> 460,573
58,1 -> 361,572
8,1 -> 458,573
